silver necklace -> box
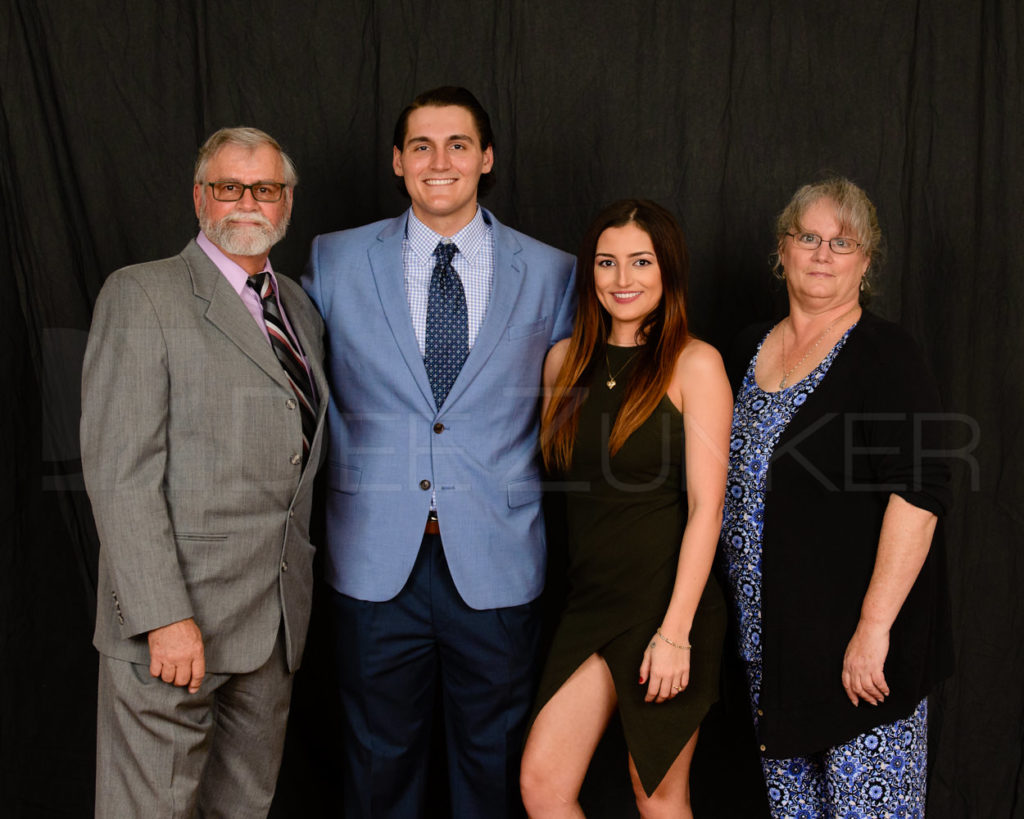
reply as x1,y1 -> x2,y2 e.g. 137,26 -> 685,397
779,306 -> 858,389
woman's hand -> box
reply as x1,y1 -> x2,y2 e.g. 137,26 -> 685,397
842,621 -> 891,706
639,632 -> 691,703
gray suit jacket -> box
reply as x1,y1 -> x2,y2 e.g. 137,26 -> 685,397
81,240 -> 328,674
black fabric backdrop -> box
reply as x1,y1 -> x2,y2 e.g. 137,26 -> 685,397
2,1 -> 1022,817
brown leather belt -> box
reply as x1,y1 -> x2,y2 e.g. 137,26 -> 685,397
424,513 -> 440,536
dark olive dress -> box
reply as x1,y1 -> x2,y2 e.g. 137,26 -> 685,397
532,345 -> 726,796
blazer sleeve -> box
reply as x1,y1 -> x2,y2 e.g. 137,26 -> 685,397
549,258 -> 577,344
81,270 -> 193,638
301,234 -> 327,317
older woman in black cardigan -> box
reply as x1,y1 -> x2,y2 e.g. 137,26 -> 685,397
719,177 -> 952,818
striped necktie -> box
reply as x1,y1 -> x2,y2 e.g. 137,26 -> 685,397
247,272 -> 318,462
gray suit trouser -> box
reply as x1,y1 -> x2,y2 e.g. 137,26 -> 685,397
95,631 -> 293,818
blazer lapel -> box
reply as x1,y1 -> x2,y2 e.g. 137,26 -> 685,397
440,211 -> 526,412
367,216 -> 437,409
182,241 -> 292,394
279,292 -> 329,478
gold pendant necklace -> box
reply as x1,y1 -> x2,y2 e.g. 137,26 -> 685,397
605,348 -> 640,390
779,306 -> 858,389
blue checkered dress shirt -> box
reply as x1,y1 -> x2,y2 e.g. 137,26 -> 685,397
403,207 -> 494,356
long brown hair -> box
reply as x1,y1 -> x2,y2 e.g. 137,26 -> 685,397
541,199 -> 691,471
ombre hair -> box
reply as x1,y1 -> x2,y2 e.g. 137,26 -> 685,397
541,199 -> 691,472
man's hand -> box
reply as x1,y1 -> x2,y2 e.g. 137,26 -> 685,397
148,618 -> 205,694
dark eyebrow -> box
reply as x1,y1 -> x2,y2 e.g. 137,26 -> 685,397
406,134 -> 477,145
595,250 -> 654,257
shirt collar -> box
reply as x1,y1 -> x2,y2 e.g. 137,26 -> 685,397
404,206 -> 489,264
196,231 -> 275,296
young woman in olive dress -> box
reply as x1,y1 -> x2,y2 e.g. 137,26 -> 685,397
520,199 -> 732,818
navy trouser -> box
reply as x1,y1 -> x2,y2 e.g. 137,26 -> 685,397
330,533 -> 541,818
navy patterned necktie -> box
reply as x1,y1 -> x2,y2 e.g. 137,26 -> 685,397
247,273 -> 318,462
424,241 -> 468,409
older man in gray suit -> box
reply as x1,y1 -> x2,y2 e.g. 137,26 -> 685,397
81,127 -> 327,817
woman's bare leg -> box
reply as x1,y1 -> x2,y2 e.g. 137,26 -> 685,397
520,654 -> 618,818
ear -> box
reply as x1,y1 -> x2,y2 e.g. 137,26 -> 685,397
481,145 -> 494,173
776,238 -> 789,269
193,183 -> 203,217
392,145 -> 404,178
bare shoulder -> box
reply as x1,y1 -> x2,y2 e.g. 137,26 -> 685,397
669,338 -> 731,411
674,338 -> 727,381
543,338 -> 572,388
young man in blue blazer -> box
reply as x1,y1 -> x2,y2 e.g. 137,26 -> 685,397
304,87 -> 576,817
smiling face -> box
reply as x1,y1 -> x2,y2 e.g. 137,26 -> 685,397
193,143 -> 292,274
778,197 -> 870,311
392,104 -> 494,236
594,222 -> 664,345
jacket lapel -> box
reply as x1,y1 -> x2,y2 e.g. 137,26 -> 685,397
182,240 -> 292,394
280,291 -> 329,477
367,216 -> 437,410
439,211 -> 525,412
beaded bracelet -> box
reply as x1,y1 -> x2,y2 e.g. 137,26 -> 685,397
656,628 -> 691,650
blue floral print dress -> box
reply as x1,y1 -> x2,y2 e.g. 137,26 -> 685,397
720,326 -> 929,819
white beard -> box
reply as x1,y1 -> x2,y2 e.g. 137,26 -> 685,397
199,197 -> 288,257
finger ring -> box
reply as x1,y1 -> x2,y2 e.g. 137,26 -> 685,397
672,685 -> 682,691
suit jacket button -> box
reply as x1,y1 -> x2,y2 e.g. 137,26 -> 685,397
759,744 -> 766,752
281,561 -> 289,572
290,453 -> 301,465
286,398 -> 297,410
419,479 -> 431,491
289,509 -> 294,518
433,422 -> 444,434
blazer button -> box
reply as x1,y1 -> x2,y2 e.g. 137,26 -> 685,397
289,509 -> 294,518
290,453 -> 301,465
419,479 -> 431,491
286,398 -> 297,410
757,709 -> 764,717
759,744 -> 766,752
433,422 -> 444,434
281,560 -> 289,572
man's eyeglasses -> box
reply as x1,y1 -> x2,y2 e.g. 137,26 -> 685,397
207,181 -> 287,202
786,232 -> 862,254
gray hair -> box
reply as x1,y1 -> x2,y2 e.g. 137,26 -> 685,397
193,126 -> 299,187
773,176 -> 885,293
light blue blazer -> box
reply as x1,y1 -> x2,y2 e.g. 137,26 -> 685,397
304,208 -> 576,609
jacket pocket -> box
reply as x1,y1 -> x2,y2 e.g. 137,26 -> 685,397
329,463 -> 362,494
173,533 -> 229,541
507,475 -> 542,508
506,316 -> 548,341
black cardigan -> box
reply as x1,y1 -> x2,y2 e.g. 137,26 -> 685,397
726,310 -> 954,758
